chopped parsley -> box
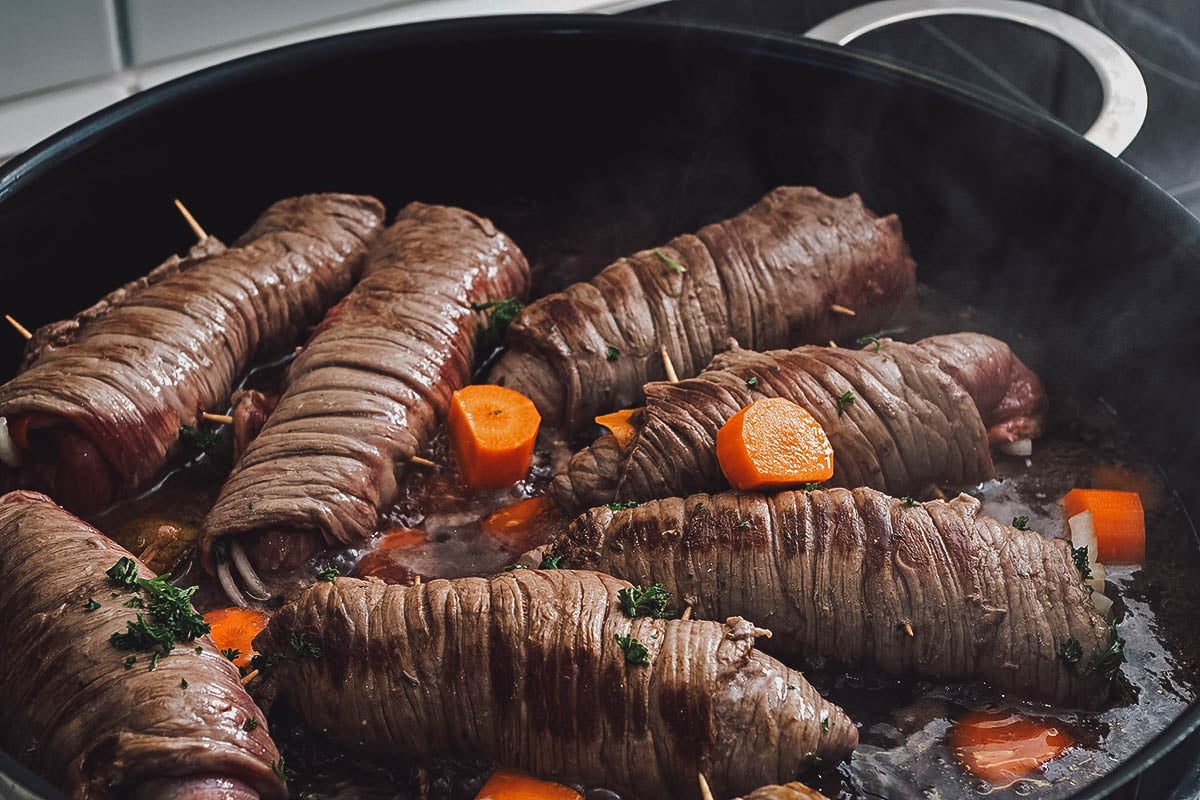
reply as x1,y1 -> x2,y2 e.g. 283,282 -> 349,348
655,249 -> 687,273
1059,638 -> 1083,664
1083,622 -> 1126,681
605,500 -> 639,512
835,390 -> 856,417
179,424 -> 221,456
504,564 -> 530,571
745,376 -> 759,387
1072,544 -> 1093,582
289,633 -> 321,660
803,482 -> 824,493
805,753 -> 823,764
472,297 -> 524,354
1012,515 -> 1031,531
737,519 -> 751,529
180,678 -> 188,690
124,596 -> 144,608
615,634 -> 650,666
618,584 -> 673,619
856,335 -> 882,352
106,557 -> 139,589
271,757 -> 287,782
901,496 -> 917,507
821,717 -> 831,733
106,557 -> 210,662
123,655 -> 136,670
317,565 -> 340,582
243,717 -> 259,732
84,598 -> 101,612
250,651 -> 284,675
606,345 -> 620,362
539,555 -> 567,570
222,648 -> 241,662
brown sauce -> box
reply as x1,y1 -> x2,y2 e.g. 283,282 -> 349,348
88,288 -> 1200,800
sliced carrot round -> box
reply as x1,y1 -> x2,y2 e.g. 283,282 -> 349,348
716,398 -> 833,491
475,768 -> 581,800
483,496 -> 552,537
203,607 -> 270,669
950,709 -> 1072,784
594,408 -> 639,449
449,385 -> 541,490
1062,488 -> 1145,564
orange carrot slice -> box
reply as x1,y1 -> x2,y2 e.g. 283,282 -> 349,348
950,710 -> 1072,784
203,607 -> 270,669
449,385 -> 541,490
375,527 -> 427,551
594,408 -> 638,448
475,769 -> 581,800
483,496 -> 551,537
715,398 -> 833,491
1063,488 -> 1145,564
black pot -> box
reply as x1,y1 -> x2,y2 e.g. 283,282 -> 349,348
0,14 -> 1198,800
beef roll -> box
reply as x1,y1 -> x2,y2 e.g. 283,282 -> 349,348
0,194 -> 385,513
489,186 -> 917,430
0,490 -> 284,800
545,487 -> 1120,708
255,570 -> 857,800
552,333 -> 1047,512
200,203 -> 530,603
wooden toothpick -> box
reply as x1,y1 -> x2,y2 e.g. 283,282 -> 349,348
174,198 -> 208,242
240,669 -> 260,686
830,303 -> 857,316
698,773 -> 715,800
410,456 -> 436,469
201,412 -> 234,425
660,345 -> 680,384
5,314 -> 32,340
681,605 -> 693,621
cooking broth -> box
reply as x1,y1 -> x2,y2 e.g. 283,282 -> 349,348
89,284 -> 1200,800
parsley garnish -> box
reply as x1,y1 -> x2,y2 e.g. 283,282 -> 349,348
901,496 -> 917,507
504,564 -> 530,571
222,648 -> 240,662
1059,638 -> 1083,664
180,678 -> 188,690
1012,515 -> 1031,531
821,717 -> 830,732
746,376 -> 759,387
737,519 -> 750,528
123,655 -> 136,670
539,555 -> 567,570
472,297 -> 524,354
124,596 -> 144,608
84,598 -> 100,612
243,717 -> 259,732
803,482 -> 823,493
856,335 -> 882,352
1072,544 -> 1093,582
317,565 -> 339,582
835,390 -> 855,416
805,753 -> 823,764
290,633 -> 321,660
605,500 -> 639,512
106,558 -> 210,662
249,651 -> 284,675
179,424 -> 220,456
618,584 -> 673,619
106,557 -> 139,589
655,249 -> 687,273
1083,621 -> 1126,681
271,757 -> 287,782
615,634 -> 650,665
606,345 -> 620,361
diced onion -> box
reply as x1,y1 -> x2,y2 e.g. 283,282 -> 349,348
1069,511 -> 1098,561
1091,591 -> 1113,616
1088,562 -> 1107,595
0,417 -> 20,468
996,438 -> 1033,457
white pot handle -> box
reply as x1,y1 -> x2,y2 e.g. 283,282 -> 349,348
805,0 -> 1147,157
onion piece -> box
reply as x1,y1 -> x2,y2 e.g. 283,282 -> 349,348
230,540 -> 271,601
216,558 -> 248,608
1092,591 -> 1114,616
1088,562 -> 1107,595
996,438 -> 1033,457
1069,510 -> 1099,562
0,417 -> 21,468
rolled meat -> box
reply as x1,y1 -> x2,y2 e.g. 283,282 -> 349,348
200,202 -> 530,601
0,194 -> 385,513
255,570 -> 858,799
0,490 -> 284,800
736,784 -> 829,800
489,186 -> 917,430
552,333 -> 1047,512
545,487 -> 1120,707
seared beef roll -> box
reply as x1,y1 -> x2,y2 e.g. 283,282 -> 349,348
736,784 -> 829,800
255,570 -> 857,800
0,194 -> 385,513
545,487 -> 1119,708
0,491 -> 284,800
489,186 -> 917,430
201,203 -> 530,602
552,333 -> 1047,512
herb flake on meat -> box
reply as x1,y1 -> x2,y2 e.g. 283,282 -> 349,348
856,335 -> 882,352
473,297 -> 524,355
835,390 -> 855,416
317,565 -> 339,582
179,424 -> 221,456
1012,515 -> 1031,531
618,583 -> 673,619
615,634 -> 650,665
746,376 -> 759,387
1058,638 -> 1084,664
222,648 -> 240,662
106,556 -> 139,588
243,717 -> 259,732
539,555 -> 567,570
1072,544 -> 1094,582
606,345 -> 620,362
83,598 -> 100,612
1083,623 -> 1126,681
655,249 -> 687,273
605,500 -> 639,512
290,633 -> 321,660
901,496 -> 917,507
106,558 -> 210,661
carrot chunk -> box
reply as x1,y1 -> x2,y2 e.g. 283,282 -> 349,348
449,385 -> 541,490
950,710 -> 1072,784
594,409 -> 638,448
715,398 -> 833,491
1062,488 -> 1145,564
476,768 -> 581,800
483,496 -> 551,537
203,607 -> 270,668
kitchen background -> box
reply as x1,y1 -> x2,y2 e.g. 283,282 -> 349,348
2,0 -> 1198,210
